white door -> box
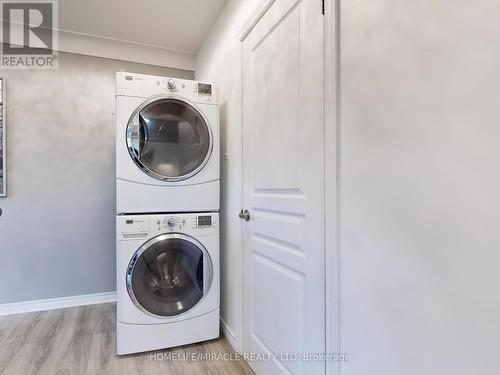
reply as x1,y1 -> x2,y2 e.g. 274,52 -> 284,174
242,0 -> 325,374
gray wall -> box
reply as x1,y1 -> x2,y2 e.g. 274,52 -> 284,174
0,52 -> 193,304
340,1 -> 500,374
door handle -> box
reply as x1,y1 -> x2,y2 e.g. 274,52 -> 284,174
239,209 -> 250,222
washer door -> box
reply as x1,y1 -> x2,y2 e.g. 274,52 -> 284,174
127,97 -> 212,181
127,233 -> 213,317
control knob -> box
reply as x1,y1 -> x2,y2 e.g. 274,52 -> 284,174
167,217 -> 176,228
167,79 -> 176,90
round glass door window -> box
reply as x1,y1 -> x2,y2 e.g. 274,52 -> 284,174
127,234 -> 212,317
127,98 -> 212,181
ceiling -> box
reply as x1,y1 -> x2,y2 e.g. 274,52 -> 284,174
59,0 -> 228,54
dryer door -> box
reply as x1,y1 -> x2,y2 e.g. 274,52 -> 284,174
126,98 -> 212,182
127,233 -> 213,317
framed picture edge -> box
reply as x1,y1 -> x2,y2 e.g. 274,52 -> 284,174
0,76 -> 5,197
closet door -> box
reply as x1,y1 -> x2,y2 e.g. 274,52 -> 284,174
241,0 -> 325,374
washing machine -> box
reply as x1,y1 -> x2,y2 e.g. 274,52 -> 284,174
116,212 -> 220,355
116,72 -> 220,214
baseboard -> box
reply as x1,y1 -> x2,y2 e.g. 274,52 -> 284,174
220,318 -> 242,354
0,291 -> 117,316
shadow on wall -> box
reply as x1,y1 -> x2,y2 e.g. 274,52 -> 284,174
218,99 -> 229,319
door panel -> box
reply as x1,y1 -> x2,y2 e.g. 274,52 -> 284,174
251,253 -> 305,375
126,98 -> 212,181
242,0 -> 325,374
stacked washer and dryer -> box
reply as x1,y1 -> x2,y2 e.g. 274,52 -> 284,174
115,72 -> 220,355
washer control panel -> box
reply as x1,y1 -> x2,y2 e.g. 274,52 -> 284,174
153,216 -> 187,232
118,216 -> 150,239
118,213 -> 218,240
192,215 -> 213,229
153,213 -> 217,234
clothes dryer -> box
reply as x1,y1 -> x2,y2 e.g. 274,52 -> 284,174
116,72 -> 219,213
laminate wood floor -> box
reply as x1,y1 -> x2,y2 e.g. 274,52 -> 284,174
0,303 -> 254,375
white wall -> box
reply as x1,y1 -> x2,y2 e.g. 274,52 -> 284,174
340,1 -> 500,374
198,2 -> 500,374
0,52 -> 192,304
195,0 -> 263,352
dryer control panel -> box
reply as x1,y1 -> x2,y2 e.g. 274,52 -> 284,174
117,213 -> 218,240
115,72 -> 219,105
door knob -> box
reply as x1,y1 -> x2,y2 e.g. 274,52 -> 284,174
239,209 -> 250,222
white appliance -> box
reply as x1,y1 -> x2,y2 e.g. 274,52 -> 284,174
116,72 -> 220,214
116,212 -> 220,355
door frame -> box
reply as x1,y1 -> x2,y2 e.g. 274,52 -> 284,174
239,1 -> 340,374
324,1 -> 340,375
